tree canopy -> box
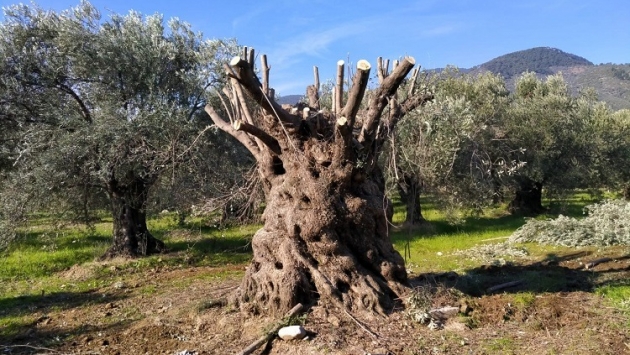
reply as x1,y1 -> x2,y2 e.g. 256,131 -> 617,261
0,1 -> 244,256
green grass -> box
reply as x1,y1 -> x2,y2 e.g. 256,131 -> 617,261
391,199 -> 525,272
0,214 -> 256,322
595,281 -> 630,315
390,193 -> 608,274
485,337 -> 517,353
0,191 -> 616,341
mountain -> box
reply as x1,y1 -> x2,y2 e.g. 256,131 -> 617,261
474,47 -> 593,79
467,47 -> 630,110
277,94 -> 303,105
279,47 -> 630,110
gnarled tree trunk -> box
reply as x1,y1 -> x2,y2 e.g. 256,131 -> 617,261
101,177 -> 166,259
207,50 -> 432,316
508,178 -> 545,216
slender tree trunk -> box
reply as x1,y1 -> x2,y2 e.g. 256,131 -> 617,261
508,178 -> 545,216
397,174 -> 425,225
101,178 -> 166,259
623,183 -> 630,200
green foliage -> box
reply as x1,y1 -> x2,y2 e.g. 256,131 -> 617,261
391,69 -> 518,213
0,2 -> 250,250
509,200 -> 630,246
505,73 -> 603,198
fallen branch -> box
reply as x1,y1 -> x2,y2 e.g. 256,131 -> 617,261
237,303 -> 304,355
583,257 -> 612,270
486,280 -> 523,293
343,309 -> 379,340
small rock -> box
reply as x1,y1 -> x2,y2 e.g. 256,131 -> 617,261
428,306 -> 459,320
278,325 -> 307,340
428,319 -> 443,330
174,351 -> 197,355
113,281 -> 125,289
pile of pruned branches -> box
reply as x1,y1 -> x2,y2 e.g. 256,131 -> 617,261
508,200 -> 630,247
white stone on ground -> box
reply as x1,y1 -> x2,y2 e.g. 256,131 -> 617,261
278,325 -> 307,340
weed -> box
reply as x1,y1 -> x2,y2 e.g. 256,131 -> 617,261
485,337 -> 516,353
512,292 -> 536,310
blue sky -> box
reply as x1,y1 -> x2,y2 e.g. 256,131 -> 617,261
1,0 -> 628,95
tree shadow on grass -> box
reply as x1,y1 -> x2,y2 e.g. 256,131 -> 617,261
0,319 -> 135,354
13,230 -> 111,250
412,252 -> 630,297
0,290 -> 128,338
158,227 -> 254,266
391,213 -> 527,242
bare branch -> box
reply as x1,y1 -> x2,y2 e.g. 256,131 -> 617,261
229,57 -> 301,129
358,56 -> 416,147
342,60 -> 371,129
261,54 -> 270,96
56,81 -> 92,123
377,57 -> 385,84
335,60 -> 345,115
307,66 -> 320,109
313,66 -> 320,91
400,92 -> 434,118
204,105 -> 260,159
407,67 -> 420,97
247,47 -> 255,70
231,78 -> 255,125
219,88 -> 235,123
234,120 -> 282,155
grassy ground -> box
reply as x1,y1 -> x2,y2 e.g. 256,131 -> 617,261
1,193 -> 629,354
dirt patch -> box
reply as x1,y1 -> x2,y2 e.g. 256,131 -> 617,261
2,256 -> 630,355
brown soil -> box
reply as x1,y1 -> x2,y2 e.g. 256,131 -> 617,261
2,253 -> 630,355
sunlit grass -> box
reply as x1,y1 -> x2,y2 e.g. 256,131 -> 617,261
389,192 -> 609,274
595,282 -> 630,316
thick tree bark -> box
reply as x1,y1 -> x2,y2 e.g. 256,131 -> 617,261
101,178 -> 166,259
208,52 -> 432,317
235,159 -> 407,315
397,174 -> 426,225
508,178 -> 545,216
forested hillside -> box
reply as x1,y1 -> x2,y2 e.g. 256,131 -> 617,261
475,47 -> 593,78
461,47 -> 630,110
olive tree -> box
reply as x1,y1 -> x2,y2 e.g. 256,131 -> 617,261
392,70 -> 515,223
504,73 -> 596,214
205,52 -> 432,315
592,107 -> 630,199
0,2 -> 238,257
